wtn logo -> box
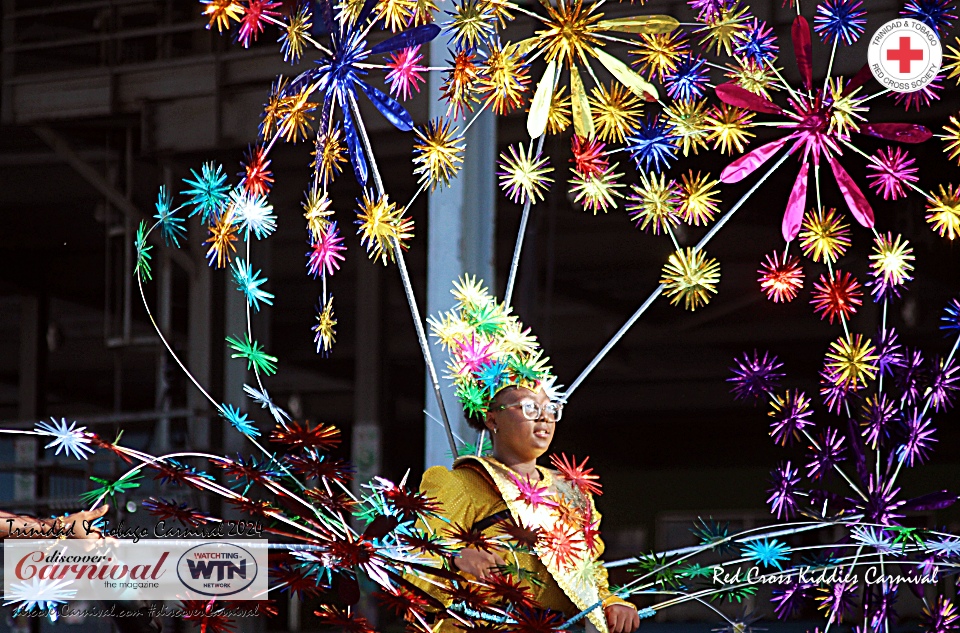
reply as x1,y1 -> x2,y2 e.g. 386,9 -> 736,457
186,559 -> 247,581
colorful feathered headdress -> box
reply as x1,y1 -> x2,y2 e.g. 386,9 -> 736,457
429,275 -> 557,419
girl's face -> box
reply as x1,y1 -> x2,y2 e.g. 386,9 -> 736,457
485,387 -> 555,462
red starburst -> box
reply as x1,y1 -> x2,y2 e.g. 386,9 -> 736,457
142,497 -> 212,528
285,453 -> 354,482
570,135 -> 609,177
444,523 -> 497,552
270,420 -> 341,451
485,573 -> 535,609
239,145 -> 274,197
540,522 -> 586,570
513,607 -> 564,633
314,605 -> 375,633
304,488 -> 358,514
271,563 -> 326,599
381,485 -> 441,522
180,600 -> 236,633
398,531 -> 449,556
237,0 -> 281,47
758,251 -> 805,303
811,270 -> 862,324
496,519 -> 541,549
549,453 -> 602,496
386,46 -> 427,101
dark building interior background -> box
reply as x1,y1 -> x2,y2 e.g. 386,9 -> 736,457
1,0 -> 959,631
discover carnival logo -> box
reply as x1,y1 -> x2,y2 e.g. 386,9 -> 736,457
176,542 -> 259,597
4,539 -> 267,602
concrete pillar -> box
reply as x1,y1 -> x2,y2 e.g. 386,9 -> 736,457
423,35 -> 497,469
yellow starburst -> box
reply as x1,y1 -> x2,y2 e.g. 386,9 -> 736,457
337,0 -> 366,25
869,233 -> 914,290
627,172 -> 680,234
724,58 -> 779,99
825,334 -> 878,389
827,78 -> 866,138
205,210 -> 239,269
664,98 -> 710,156
545,85 -> 572,135
678,170 -> 720,226
926,183 -> 960,240
697,5 -> 750,56
571,164 -> 625,214
449,0 -> 497,50
202,0 -> 245,33
589,83 -> 643,143
261,78 -> 289,142
630,31 -> 688,81
442,49 -> 481,119
280,5 -> 312,63
355,194 -> 415,264
661,248 -> 721,311
312,128 -> 347,186
376,0 -> 416,32
535,0 -> 603,66
943,115 -> 960,165
498,319 -> 539,357
704,103 -> 754,155
497,143 -> 554,205
944,36 -> 960,85
477,41 -> 530,116
413,118 -> 465,191
303,187 -> 334,241
278,86 -> 317,143
313,295 -> 337,354
428,311 -> 473,351
412,0 -> 439,25
452,274 -> 490,309
799,207 -> 851,264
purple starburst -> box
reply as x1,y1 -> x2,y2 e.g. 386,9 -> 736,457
769,390 -> 814,446
865,147 -> 918,201
729,350 -> 785,404
820,368 -> 861,415
814,0 -> 867,45
860,394 -> 898,450
861,474 -> 905,524
773,581 -> 811,619
875,327 -> 905,377
892,75 -> 943,111
928,356 -> 959,412
921,596 -> 960,633
688,0 -> 736,20
768,461 -> 801,519
942,298 -> 960,335
817,580 -> 859,622
894,348 -> 926,407
806,427 -> 847,480
897,409 -> 936,466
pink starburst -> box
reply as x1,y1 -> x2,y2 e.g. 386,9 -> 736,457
892,75 -> 943,111
453,334 -> 495,375
306,222 -> 347,278
865,146 -> 918,201
758,251 -> 804,303
385,46 -> 427,101
510,472 -> 558,511
237,0 -> 281,48
570,135 -> 609,177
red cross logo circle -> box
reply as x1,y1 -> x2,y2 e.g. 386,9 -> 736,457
868,18 -> 942,93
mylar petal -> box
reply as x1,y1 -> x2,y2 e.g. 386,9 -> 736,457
370,23 -> 441,55
528,60 -> 558,139
570,66 -> 595,139
859,122 -> 933,143
715,82 -> 782,114
357,80 -> 414,131
595,15 -> 680,34
828,154 -> 874,229
342,98 -> 369,185
721,137 -> 789,183
783,162 -> 809,242
792,15 -> 813,91
594,48 -> 659,101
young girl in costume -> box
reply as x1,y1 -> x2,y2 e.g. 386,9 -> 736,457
410,276 -> 639,633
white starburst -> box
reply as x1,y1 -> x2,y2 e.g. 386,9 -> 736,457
4,577 -> 76,612
35,418 -> 94,460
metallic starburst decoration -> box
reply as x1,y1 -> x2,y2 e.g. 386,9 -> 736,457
825,333 -> 879,389
413,118 -> 465,191
758,251 -> 804,303
926,183 -> 960,240
313,295 -> 338,355
497,143 -> 554,205
661,247 -> 721,311
799,208 -> 851,264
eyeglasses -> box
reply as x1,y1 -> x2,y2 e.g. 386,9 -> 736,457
496,400 -> 563,422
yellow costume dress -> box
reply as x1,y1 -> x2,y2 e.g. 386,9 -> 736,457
409,455 -> 634,633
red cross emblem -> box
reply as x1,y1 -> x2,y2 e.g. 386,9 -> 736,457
886,36 -> 924,73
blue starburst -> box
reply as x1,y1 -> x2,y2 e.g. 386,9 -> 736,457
154,185 -> 186,247
232,258 -> 275,311
231,188 -> 277,239
901,0 -> 957,34
851,526 -> 899,554
741,538 -> 791,570
35,418 -> 94,460
181,162 -> 231,223
664,55 -> 709,101
221,404 -> 260,438
477,360 -> 510,396
733,18 -> 779,65
941,298 -> 960,335
626,114 -> 678,173
814,0 -> 867,45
